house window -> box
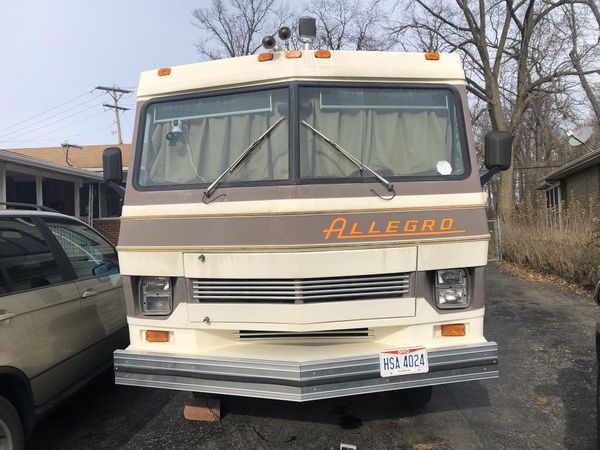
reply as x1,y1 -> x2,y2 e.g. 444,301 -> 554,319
545,184 -> 561,226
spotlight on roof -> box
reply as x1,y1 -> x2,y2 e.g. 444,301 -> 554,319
298,17 -> 317,50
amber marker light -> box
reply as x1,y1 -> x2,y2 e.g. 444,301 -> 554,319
441,323 -> 466,337
157,67 -> 172,76
425,51 -> 440,61
146,330 -> 170,342
258,53 -> 274,62
314,50 -> 331,59
286,50 -> 302,58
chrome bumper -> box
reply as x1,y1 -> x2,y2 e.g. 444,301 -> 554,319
114,342 -> 498,402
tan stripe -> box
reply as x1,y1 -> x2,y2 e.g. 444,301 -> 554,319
117,234 -> 490,253
120,204 -> 484,221
121,192 -> 487,220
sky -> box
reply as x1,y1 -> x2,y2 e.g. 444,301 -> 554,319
0,0 -> 208,149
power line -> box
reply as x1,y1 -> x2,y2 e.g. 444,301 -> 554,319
4,110 -> 108,148
95,85 -> 132,145
0,93 -> 104,141
3,125 -> 110,150
0,102 -> 104,144
0,90 -> 93,134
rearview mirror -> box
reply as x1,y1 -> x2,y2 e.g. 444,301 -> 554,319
485,131 -> 512,171
103,147 -> 123,184
102,147 -> 125,199
480,131 -> 513,186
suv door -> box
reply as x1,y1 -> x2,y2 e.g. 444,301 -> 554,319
0,216 -> 92,406
41,218 -> 127,367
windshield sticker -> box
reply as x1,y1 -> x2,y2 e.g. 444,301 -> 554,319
436,160 -> 452,175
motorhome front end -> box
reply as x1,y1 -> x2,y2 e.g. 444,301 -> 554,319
110,50 -> 505,402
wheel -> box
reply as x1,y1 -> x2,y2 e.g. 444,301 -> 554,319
0,395 -> 24,450
404,386 -> 433,409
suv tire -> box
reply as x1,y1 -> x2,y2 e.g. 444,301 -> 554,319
0,395 -> 24,450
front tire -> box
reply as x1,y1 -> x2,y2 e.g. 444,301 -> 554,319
405,386 -> 433,409
0,395 -> 24,450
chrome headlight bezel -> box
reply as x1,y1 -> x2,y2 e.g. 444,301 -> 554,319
139,276 -> 173,316
435,269 -> 470,309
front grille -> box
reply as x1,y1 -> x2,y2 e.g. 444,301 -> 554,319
191,272 -> 410,304
236,328 -> 372,340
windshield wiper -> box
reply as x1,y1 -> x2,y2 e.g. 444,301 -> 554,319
301,121 -> 393,192
205,116 -> 286,198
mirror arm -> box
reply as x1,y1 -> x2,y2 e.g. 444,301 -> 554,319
479,166 -> 501,186
107,180 -> 125,199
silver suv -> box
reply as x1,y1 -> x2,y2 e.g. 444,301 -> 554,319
0,205 -> 127,450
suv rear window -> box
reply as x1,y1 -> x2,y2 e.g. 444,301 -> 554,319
0,217 -> 64,294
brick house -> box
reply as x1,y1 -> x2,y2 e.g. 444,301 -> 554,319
538,149 -> 600,223
7,144 -> 132,244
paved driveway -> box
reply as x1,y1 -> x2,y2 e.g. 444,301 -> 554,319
28,264 -> 598,449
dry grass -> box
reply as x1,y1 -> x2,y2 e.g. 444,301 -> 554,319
499,205 -> 600,290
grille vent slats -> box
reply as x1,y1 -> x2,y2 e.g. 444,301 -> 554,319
191,272 -> 410,304
236,328 -> 372,340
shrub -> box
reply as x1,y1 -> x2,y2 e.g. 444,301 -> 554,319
499,204 -> 600,290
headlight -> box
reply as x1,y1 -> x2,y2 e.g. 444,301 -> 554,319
435,269 -> 469,309
140,277 -> 172,315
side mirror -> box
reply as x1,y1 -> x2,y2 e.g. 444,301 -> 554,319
485,131 -> 512,170
102,147 -> 125,198
480,131 -> 513,186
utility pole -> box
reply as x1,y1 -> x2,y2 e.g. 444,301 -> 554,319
95,85 -> 132,144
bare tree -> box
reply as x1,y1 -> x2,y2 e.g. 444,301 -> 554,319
191,0 -> 290,60
305,0 -> 393,50
565,2 -> 600,124
392,0 -> 600,216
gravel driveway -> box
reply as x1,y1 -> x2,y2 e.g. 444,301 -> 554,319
28,264 -> 598,449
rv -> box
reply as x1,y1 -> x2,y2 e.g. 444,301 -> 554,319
106,21 -> 511,404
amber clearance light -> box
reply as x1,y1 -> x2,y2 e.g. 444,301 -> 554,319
146,330 -> 170,342
425,51 -> 440,61
158,67 -> 172,76
286,50 -> 302,59
441,323 -> 466,337
314,50 -> 331,59
258,53 -> 274,62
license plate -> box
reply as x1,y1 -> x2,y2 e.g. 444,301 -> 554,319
379,347 -> 429,377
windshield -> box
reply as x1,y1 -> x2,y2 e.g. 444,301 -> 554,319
135,85 -> 468,189
299,86 -> 466,180
137,88 -> 289,187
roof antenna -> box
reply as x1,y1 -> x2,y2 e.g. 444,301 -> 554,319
61,139 -> 82,167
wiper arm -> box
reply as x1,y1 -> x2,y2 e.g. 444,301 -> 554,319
301,121 -> 393,192
205,116 -> 286,198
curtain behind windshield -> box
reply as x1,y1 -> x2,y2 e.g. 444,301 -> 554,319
138,89 -> 288,187
299,87 -> 465,179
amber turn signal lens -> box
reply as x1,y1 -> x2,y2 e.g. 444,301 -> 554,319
286,50 -> 302,59
258,53 -> 274,62
425,51 -> 440,61
146,330 -> 169,342
441,323 -> 465,337
158,67 -> 172,76
314,50 -> 331,59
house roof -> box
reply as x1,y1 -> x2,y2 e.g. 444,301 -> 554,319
7,144 -> 132,170
538,148 -> 600,189
0,149 -> 102,181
